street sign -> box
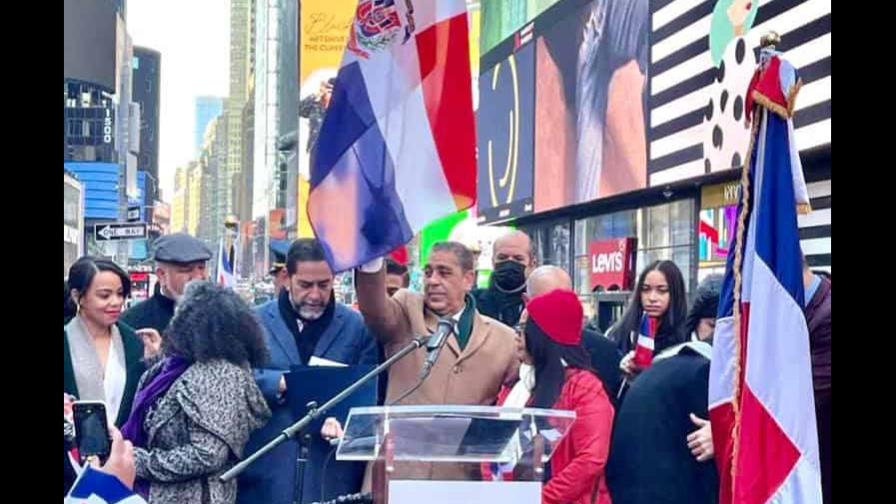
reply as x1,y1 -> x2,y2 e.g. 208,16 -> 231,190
94,222 -> 148,241
127,206 -> 141,222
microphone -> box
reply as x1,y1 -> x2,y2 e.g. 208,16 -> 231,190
419,317 -> 456,379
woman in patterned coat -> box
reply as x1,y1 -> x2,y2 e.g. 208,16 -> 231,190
121,282 -> 271,503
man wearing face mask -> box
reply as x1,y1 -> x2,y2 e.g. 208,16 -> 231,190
239,238 -> 378,504
472,231 -> 536,328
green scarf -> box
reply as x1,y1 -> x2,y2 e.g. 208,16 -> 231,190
455,293 -> 477,351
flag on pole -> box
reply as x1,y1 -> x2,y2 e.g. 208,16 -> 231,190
217,237 -> 235,287
308,0 -> 477,272
633,313 -> 658,369
708,42 -> 821,504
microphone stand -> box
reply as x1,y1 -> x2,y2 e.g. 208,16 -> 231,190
388,319 -> 456,406
220,334 -> 430,484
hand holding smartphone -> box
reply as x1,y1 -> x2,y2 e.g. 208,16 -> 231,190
73,401 -> 112,465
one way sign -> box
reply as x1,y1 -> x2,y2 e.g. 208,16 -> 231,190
94,222 -> 148,241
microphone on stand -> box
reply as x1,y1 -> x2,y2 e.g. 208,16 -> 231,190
419,317 -> 456,380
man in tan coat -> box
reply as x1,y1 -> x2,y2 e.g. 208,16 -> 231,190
354,241 -> 519,483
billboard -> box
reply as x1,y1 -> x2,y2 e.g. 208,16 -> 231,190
297,0 -> 356,238
153,200 -> 171,235
269,208 -> 288,241
63,0 -> 118,89
588,237 -> 637,291
647,0 -> 831,186
476,42 -> 536,224
533,0 -> 649,211
64,162 -> 121,221
480,0 -> 563,56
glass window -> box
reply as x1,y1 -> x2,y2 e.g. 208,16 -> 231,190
671,199 -> 694,246
647,204 -> 670,249
522,220 -> 571,272
642,199 -> 696,291
575,219 -> 587,256
574,209 -> 639,294
673,245 -> 693,290
575,198 -> 697,296
574,255 -> 590,296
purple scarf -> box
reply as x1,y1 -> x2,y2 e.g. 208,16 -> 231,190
121,356 -> 191,448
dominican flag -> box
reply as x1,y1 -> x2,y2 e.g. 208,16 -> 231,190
633,313 -> 658,369
65,466 -> 145,504
308,0 -> 477,272
485,461 -> 516,482
217,237 -> 235,287
708,49 -> 821,503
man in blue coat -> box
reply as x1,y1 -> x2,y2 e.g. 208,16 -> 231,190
238,238 -> 378,504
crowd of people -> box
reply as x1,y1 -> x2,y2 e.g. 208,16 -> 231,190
64,230 -> 831,504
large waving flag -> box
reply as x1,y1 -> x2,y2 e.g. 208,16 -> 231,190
708,44 -> 821,504
308,0 -> 477,272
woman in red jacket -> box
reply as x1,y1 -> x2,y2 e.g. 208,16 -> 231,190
490,289 -> 615,504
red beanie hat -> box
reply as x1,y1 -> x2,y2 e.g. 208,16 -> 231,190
525,289 -> 583,346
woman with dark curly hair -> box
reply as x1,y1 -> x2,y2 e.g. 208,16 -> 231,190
121,282 -> 271,503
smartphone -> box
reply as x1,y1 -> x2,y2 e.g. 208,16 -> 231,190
73,401 -> 112,465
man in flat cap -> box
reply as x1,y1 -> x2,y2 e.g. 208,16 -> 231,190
121,233 -> 212,335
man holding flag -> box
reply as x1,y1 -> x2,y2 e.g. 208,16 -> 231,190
304,0 -> 518,483
708,32 -> 823,504
306,0 -> 478,273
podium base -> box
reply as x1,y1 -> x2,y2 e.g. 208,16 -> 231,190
387,480 -> 540,504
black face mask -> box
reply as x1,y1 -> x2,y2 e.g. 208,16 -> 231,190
493,260 -> 527,292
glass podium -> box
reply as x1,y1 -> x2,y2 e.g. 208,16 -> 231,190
336,405 -> 576,504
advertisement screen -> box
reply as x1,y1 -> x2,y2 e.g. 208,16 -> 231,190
533,0 -> 649,212
298,0 -> 356,237
480,0 -> 563,55
476,43 -> 536,224
647,0 -> 831,185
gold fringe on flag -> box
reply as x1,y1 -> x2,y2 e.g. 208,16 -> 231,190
729,115 -> 761,499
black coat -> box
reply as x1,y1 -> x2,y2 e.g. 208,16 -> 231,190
120,288 -> 176,334
606,349 -> 718,504
472,285 -> 525,328
582,329 -> 623,406
806,277 -> 831,504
